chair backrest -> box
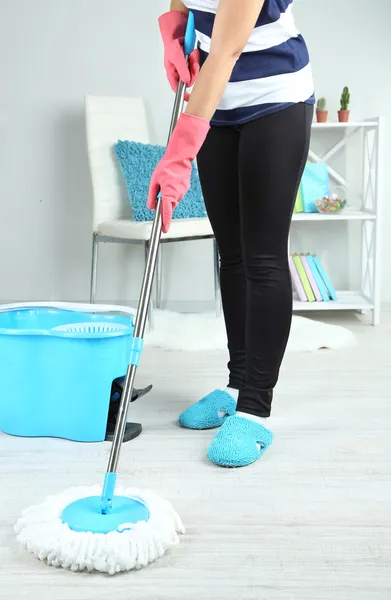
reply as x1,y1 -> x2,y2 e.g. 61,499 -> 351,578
85,96 -> 151,231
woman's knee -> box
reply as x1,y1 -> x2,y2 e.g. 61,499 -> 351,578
244,253 -> 289,284
219,248 -> 244,273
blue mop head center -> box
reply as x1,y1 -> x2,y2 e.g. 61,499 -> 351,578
61,495 -> 150,534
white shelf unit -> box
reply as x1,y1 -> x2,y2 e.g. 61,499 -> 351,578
291,118 -> 384,325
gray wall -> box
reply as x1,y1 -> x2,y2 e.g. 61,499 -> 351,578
0,0 -> 390,307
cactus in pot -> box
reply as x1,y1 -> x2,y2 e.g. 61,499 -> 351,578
338,86 -> 350,122
316,97 -> 328,123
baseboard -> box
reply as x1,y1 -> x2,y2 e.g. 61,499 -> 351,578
98,300 -> 217,313
0,299 -> 217,314
1,299 -> 390,314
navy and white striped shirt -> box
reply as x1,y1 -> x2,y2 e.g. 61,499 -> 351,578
183,0 -> 315,125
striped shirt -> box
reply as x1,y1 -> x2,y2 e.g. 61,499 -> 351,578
183,0 -> 315,125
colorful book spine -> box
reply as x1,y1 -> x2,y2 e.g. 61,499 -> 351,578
312,254 -> 338,301
289,255 -> 307,301
306,254 -> 329,302
292,254 -> 316,302
300,254 -> 322,301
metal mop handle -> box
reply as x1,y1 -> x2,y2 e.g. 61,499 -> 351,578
101,13 -> 196,514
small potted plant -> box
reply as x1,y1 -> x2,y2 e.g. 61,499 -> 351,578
316,97 -> 328,123
338,86 -> 350,122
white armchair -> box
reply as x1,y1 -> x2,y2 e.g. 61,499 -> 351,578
85,96 -> 221,320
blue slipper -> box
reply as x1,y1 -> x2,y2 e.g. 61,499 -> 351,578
178,389 -> 237,430
207,415 -> 274,467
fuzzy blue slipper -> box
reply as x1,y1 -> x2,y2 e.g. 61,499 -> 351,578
207,415 -> 274,467
178,389 -> 237,430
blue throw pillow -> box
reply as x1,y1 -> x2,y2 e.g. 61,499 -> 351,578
114,140 -> 207,222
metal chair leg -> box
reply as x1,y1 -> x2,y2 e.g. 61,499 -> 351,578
213,238 -> 222,317
90,234 -> 99,304
145,241 -> 154,329
156,246 -> 163,309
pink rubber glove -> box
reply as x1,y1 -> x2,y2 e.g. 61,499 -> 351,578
159,11 -> 200,101
147,112 -> 210,233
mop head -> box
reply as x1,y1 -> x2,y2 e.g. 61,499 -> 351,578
14,485 -> 184,575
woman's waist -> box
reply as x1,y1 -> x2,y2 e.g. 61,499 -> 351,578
215,63 -> 314,113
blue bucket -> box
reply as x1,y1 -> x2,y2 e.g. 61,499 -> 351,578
0,308 -> 134,442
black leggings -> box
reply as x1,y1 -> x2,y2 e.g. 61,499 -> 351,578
197,103 -> 313,418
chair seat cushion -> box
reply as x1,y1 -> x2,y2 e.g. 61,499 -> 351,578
97,218 -> 213,241
115,140 -> 207,222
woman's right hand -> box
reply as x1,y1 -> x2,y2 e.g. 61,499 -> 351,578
147,113 -> 210,233
158,11 -> 200,100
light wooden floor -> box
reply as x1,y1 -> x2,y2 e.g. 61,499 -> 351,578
1,313 -> 390,599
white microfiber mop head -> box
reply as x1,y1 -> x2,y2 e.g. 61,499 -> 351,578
14,485 -> 184,575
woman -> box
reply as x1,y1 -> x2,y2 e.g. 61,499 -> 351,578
148,0 -> 314,468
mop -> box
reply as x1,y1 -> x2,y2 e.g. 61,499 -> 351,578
14,13 -> 196,576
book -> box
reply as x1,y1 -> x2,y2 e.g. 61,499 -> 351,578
312,254 -> 338,301
292,254 -> 316,302
289,255 -> 307,301
300,254 -> 322,301
301,162 -> 331,213
306,254 -> 330,302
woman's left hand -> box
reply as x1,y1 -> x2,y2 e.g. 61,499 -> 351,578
147,113 -> 210,233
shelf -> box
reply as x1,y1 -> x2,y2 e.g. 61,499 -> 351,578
293,292 -> 373,312
293,117 -> 382,325
312,121 -> 378,129
292,209 -> 376,222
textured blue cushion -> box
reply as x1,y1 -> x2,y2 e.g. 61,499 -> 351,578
114,140 -> 207,222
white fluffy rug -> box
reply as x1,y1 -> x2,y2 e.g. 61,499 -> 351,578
145,310 -> 357,353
